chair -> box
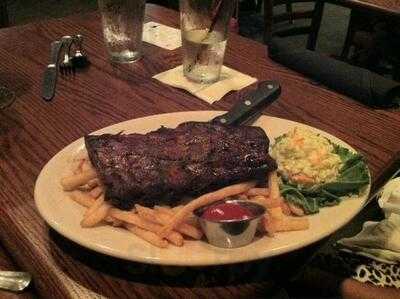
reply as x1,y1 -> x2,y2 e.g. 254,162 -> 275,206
263,0 -> 325,50
340,9 -> 376,60
0,0 -> 9,28
341,10 -> 400,81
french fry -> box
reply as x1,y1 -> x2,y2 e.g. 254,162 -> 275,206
172,205 -> 184,212
155,206 -> 197,222
263,216 -> 276,237
69,191 -> 122,225
87,178 -> 100,189
287,202 -> 305,216
69,191 -> 96,207
72,159 -> 85,174
136,205 -> 202,240
280,199 -> 292,216
81,201 -> 110,227
250,195 -> 281,209
158,211 -> 202,238
65,151 -> 311,248
246,188 -> 270,197
81,159 -> 94,172
125,224 -> 168,248
154,206 -> 173,214
109,209 -> 184,246
84,194 -> 105,218
78,178 -> 101,191
145,222 -> 184,247
237,194 -> 248,200
274,217 -> 309,232
61,168 -> 98,191
163,231 -> 184,246
158,181 -> 256,238
73,151 -> 89,161
268,171 -> 280,200
248,195 -> 265,207
268,206 -> 284,220
135,205 -> 160,221
105,216 -> 123,227
89,185 -> 104,199
155,207 -> 200,229
154,206 -> 193,220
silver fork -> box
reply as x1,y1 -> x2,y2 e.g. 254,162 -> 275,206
59,36 -> 75,75
71,34 -> 89,69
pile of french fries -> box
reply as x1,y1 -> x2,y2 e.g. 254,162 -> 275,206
157,171 -> 309,239
60,155 -> 309,248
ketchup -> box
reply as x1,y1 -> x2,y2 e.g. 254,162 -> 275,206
202,202 -> 253,221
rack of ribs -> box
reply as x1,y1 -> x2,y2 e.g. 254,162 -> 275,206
85,121 -> 277,210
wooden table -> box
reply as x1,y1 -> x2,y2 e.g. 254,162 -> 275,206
336,0 -> 400,16
0,243 -> 35,299
0,3 -> 400,298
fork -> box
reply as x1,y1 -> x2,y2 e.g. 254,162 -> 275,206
71,34 -> 90,69
59,36 -> 75,75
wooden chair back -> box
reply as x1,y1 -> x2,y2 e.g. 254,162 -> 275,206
263,0 -> 325,50
0,0 -> 9,28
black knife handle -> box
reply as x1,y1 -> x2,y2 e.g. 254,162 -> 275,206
211,81 -> 281,126
42,41 -> 63,101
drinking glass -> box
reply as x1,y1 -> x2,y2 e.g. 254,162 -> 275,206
179,0 -> 235,83
98,0 -> 146,63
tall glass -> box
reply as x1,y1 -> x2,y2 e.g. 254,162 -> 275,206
179,0 -> 235,83
98,0 -> 146,63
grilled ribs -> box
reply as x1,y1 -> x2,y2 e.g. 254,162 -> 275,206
85,122 -> 276,210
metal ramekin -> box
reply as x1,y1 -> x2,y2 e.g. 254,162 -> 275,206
194,199 -> 266,248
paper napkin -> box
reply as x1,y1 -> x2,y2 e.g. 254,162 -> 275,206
337,178 -> 400,264
143,22 -> 181,50
153,65 -> 257,104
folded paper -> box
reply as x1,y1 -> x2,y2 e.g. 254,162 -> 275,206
338,178 -> 400,264
153,65 -> 257,104
143,22 -> 181,50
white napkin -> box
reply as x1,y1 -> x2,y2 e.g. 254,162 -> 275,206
153,65 -> 257,104
338,178 -> 400,264
142,22 -> 181,50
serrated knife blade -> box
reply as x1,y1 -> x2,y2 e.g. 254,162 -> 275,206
42,41 -> 63,101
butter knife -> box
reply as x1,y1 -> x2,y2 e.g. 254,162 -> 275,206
0,271 -> 31,292
42,40 -> 63,101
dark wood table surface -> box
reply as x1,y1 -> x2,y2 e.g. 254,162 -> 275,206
336,0 -> 400,16
0,243 -> 35,298
1,3 -> 400,299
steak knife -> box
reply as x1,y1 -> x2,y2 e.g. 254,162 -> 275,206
42,40 -> 63,101
211,80 -> 281,126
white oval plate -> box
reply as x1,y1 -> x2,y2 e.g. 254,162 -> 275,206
34,111 -> 370,266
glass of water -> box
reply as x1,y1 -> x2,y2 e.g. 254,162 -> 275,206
179,0 -> 235,83
98,0 -> 146,63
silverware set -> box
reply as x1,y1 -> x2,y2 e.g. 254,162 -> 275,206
42,34 -> 89,101
59,35 -> 76,75
60,35 -> 90,75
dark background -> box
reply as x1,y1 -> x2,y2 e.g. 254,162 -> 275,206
6,0 -> 349,56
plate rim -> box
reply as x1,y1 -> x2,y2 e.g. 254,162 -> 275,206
34,111 -> 371,266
